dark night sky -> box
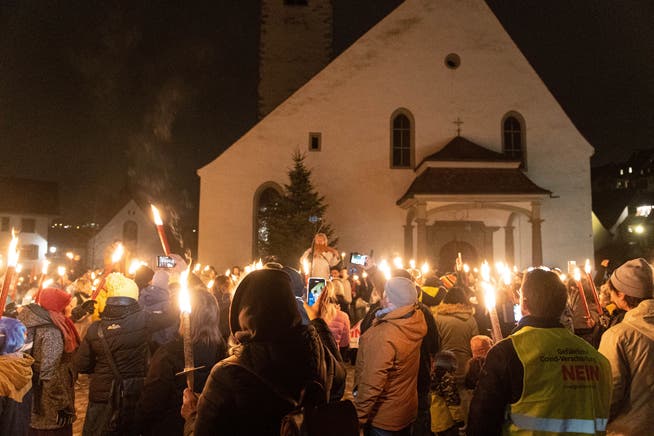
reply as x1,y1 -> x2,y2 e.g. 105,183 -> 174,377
0,0 -> 652,227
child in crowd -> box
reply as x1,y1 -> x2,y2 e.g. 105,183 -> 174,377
464,335 -> 493,390
430,350 -> 465,436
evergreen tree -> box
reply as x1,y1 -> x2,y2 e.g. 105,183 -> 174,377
258,151 -> 336,266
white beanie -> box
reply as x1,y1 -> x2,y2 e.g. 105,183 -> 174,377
384,277 -> 417,308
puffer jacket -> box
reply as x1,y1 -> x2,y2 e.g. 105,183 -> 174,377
75,296 -> 177,403
355,304 -> 427,431
18,304 -> 76,429
431,303 -> 479,381
194,324 -> 328,435
599,299 -> 654,436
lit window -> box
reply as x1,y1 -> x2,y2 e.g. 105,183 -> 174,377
629,167 -> 633,174
620,169 -> 624,175
636,206 -> 653,217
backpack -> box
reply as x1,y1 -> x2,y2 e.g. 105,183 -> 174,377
229,362 -> 360,436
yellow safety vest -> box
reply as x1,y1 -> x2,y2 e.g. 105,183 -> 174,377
503,326 -> 611,436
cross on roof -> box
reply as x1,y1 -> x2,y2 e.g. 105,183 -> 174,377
453,117 -> 464,136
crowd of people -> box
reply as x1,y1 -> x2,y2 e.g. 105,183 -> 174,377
0,234 -> 652,436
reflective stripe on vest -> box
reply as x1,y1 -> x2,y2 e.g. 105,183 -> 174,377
504,326 -> 611,436
511,414 -> 608,434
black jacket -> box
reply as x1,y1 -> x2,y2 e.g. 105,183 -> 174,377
467,316 -> 562,436
194,324 -> 328,436
75,296 -> 177,403
137,335 -> 227,436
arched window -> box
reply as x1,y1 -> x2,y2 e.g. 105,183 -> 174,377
252,182 -> 283,258
502,112 -> 526,167
390,109 -> 414,168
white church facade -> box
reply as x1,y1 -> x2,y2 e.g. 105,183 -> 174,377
198,0 -> 594,272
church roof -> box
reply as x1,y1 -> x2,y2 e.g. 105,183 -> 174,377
0,177 -> 59,215
417,136 -> 518,167
397,168 -> 551,205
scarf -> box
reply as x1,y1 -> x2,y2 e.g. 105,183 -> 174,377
39,288 -> 81,353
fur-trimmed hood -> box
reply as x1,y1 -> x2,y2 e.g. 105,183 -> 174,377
433,303 -> 474,321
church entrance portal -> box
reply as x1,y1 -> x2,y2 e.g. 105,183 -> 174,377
438,240 -> 478,273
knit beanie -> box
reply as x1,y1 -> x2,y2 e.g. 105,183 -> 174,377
470,335 -> 493,358
152,270 -> 170,290
104,272 -> 139,300
39,287 -> 72,312
134,265 -> 155,290
435,350 -> 458,371
0,317 -> 26,355
610,258 -> 654,298
384,277 -> 417,308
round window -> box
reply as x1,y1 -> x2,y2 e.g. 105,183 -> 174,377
445,53 -> 461,69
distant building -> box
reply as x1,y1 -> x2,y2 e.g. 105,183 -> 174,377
198,0 -> 594,271
592,150 -> 654,264
0,177 -> 59,269
87,199 -> 163,269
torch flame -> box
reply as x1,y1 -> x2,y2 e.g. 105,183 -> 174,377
379,259 -> 391,281
362,271 -> 368,279
16,264 -> 23,273
463,263 -> 470,273
151,204 -> 164,226
481,261 -> 491,283
66,251 -> 74,260
421,262 -> 430,275
393,256 -> 404,269
7,229 -> 19,267
483,282 -> 496,311
409,259 -> 416,269
57,265 -> 66,277
573,267 -> 582,282
207,279 -> 215,289
111,243 -> 125,264
42,278 -> 54,288
178,269 -> 192,314
225,269 -> 231,277
128,259 -> 143,275
255,259 -> 263,269
193,263 -> 202,273
41,260 -> 50,275
584,259 -> 591,275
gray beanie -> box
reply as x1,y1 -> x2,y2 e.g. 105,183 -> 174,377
384,277 -> 417,308
610,258 -> 654,298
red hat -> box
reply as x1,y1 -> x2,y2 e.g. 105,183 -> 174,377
39,288 -> 72,313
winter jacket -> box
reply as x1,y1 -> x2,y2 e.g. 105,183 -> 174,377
0,352 -> 34,436
431,303 -> 479,381
599,299 -> 654,435
327,310 -> 351,348
137,336 -> 227,436
193,324 -> 329,435
355,304 -> 427,431
18,304 -> 77,430
430,371 -> 464,433
139,284 -> 178,346
468,316 -> 611,436
75,296 -> 177,403
214,291 -> 231,341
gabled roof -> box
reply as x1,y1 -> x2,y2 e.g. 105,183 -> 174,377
397,168 -> 551,205
0,177 -> 59,215
419,136 -> 517,166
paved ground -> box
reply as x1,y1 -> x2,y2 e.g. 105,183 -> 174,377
72,363 -> 357,435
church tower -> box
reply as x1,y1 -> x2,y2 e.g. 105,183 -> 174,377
258,0 -> 333,118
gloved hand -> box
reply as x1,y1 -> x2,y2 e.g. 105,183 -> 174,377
70,299 -> 96,322
56,407 -> 75,426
